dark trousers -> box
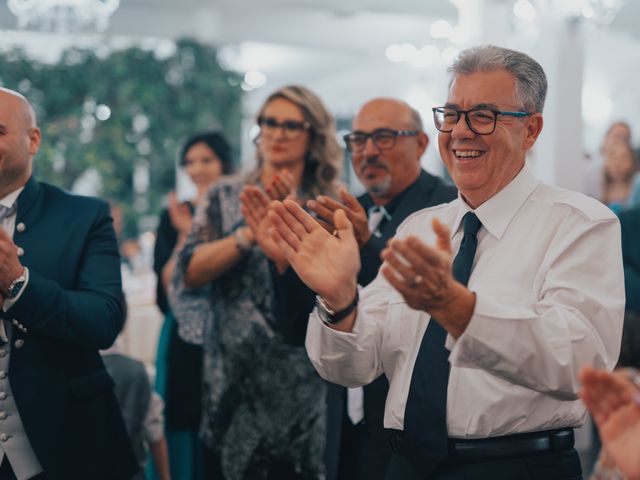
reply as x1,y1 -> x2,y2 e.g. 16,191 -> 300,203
203,446 -> 309,480
0,457 -> 46,480
336,416 -> 391,480
385,449 -> 582,480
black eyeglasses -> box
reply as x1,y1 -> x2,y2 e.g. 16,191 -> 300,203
432,107 -> 531,135
258,116 -> 311,139
343,128 -> 419,153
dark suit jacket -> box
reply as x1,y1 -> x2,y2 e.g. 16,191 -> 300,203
274,170 -> 457,480
1,177 -> 138,480
619,207 -> 640,314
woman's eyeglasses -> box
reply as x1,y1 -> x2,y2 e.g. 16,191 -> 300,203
258,116 -> 311,139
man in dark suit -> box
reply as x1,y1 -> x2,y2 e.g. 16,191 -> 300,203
0,87 -> 138,479
271,98 -> 456,480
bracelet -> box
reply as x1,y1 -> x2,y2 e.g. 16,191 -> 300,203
234,228 -> 255,254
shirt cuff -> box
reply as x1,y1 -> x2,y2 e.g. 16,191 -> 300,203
2,267 -> 29,313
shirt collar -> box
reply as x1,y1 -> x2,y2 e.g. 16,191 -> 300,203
451,163 -> 539,240
0,186 -> 25,209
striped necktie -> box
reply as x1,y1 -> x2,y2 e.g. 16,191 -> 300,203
0,203 -> 17,222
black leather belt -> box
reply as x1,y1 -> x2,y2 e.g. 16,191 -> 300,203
388,428 -> 574,465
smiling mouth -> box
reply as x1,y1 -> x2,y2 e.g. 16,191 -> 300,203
454,150 -> 485,159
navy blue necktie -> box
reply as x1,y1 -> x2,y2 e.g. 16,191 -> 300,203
402,211 -> 482,477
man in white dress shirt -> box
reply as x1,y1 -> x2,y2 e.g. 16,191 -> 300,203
267,46 -> 624,479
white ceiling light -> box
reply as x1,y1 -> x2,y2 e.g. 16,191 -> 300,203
7,0 -> 120,32
513,0 -> 537,21
242,70 -> 267,91
430,19 -> 452,39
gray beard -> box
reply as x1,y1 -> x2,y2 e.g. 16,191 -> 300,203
367,175 -> 392,198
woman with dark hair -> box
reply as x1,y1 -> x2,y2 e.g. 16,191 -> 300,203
153,131 -> 233,480
170,85 -> 343,479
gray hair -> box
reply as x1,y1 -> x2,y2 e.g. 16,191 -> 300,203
448,45 -> 547,113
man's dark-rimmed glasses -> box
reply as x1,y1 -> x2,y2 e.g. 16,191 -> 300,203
432,107 -> 531,135
343,129 -> 419,153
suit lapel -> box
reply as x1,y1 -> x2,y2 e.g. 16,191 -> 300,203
15,177 -> 42,225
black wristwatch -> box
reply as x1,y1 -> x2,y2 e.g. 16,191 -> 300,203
6,268 -> 26,300
316,290 -> 359,325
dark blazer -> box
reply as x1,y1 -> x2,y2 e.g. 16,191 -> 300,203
619,207 -> 640,314
275,170 -> 457,480
1,177 -> 138,480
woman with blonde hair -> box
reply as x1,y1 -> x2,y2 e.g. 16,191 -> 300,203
169,85 -> 343,480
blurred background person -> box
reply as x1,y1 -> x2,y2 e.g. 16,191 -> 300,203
170,85 -> 342,480
599,142 -> 639,213
153,131 -> 233,480
101,342 -> 172,480
585,122 -> 640,212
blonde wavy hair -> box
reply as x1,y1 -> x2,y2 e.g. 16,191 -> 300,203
251,85 -> 343,198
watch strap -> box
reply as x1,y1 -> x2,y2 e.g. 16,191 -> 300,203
317,290 -> 359,324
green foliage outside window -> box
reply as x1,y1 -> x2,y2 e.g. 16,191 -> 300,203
0,38 -> 243,239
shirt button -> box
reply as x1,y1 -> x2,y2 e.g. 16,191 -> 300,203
0,350 -> 6,358
0,371 -> 6,379
14,340 -> 23,349
0,393 -> 8,400
16,223 -> 25,233
0,433 -> 9,442
0,412 -> 8,420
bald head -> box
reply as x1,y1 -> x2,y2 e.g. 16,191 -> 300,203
0,88 -> 41,198
0,88 -> 37,129
349,97 -> 428,204
354,98 -> 422,131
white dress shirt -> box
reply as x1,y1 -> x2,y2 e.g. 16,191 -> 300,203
306,165 -> 625,439
0,186 -> 29,314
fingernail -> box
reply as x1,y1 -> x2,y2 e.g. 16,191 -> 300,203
634,393 -> 640,406
318,197 -> 326,204
308,200 -> 316,208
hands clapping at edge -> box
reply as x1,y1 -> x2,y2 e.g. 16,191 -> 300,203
580,365 -> 640,480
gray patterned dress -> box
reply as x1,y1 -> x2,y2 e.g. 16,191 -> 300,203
170,174 -> 326,480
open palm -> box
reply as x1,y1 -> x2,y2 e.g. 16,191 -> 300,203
269,199 -> 360,305
240,185 -> 288,270
580,366 -> 640,480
